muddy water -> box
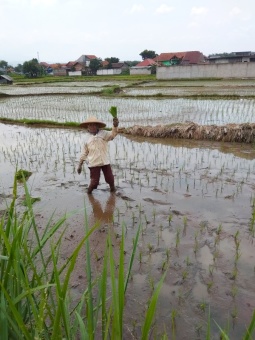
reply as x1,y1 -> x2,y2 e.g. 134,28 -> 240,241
0,123 -> 255,339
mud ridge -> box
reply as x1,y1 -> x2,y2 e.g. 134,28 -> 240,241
120,122 -> 255,143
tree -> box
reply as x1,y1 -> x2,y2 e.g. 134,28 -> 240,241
89,58 -> 102,74
22,58 -> 44,77
14,64 -> 23,73
139,49 -> 158,60
125,60 -> 140,67
104,57 -> 119,69
0,60 -> 8,69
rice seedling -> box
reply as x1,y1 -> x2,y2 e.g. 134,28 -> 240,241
207,281 -> 214,292
209,264 -> 214,277
168,213 -> 173,226
199,300 -> 207,313
175,228 -> 181,249
182,269 -> 188,280
234,249 -> 241,265
165,248 -> 171,262
231,306 -> 238,320
231,266 -> 238,280
171,308 -> 178,336
147,243 -> 154,254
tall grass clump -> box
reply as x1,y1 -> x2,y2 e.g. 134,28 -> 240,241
0,175 -> 165,339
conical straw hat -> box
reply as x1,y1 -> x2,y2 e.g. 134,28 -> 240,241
80,116 -> 106,128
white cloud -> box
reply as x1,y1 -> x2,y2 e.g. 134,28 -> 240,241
189,21 -> 199,28
156,4 -> 174,14
229,7 -> 241,16
30,0 -> 57,6
191,7 -> 208,15
129,4 -> 145,13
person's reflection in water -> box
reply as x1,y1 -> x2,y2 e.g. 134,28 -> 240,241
88,193 -> 117,266
88,193 -> 116,225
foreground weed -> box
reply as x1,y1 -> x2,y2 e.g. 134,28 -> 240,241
1,176 -> 164,339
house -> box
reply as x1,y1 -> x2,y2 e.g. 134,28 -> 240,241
71,62 -> 86,72
155,51 -> 205,66
39,62 -> 53,74
207,51 -> 255,64
49,64 -> 68,76
75,55 -> 97,67
111,62 -> 129,71
97,62 -> 129,76
130,58 -> 157,75
65,61 -> 76,70
0,74 -> 13,84
101,60 -> 109,68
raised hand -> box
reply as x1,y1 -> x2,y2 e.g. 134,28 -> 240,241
113,117 -> 119,127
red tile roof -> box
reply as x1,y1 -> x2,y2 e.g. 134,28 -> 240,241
85,55 -> 97,59
135,58 -> 157,67
101,60 -> 109,67
155,51 -> 205,64
39,62 -> 50,67
65,61 -> 76,66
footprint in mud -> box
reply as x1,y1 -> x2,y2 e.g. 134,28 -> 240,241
116,192 -> 135,201
143,197 -> 171,205
171,210 -> 185,216
152,188 -> 166,194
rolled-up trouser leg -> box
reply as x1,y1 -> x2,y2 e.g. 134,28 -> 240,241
102,164 -> 114,187
89,166 -> 101,190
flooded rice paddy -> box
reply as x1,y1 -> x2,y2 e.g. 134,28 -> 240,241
0,80 -> 255,339
1,95 -> 255,127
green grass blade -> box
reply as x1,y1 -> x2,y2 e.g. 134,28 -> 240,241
214,319 -> 229,339
75,311 -> 89,340
243,309 -> 255,340
206,306 -> 211,340
141,272 -> 166,340
100,238 -> 109,339
118,224 -> 125,337
108,233 -> 120,338
84,207 -> 99,339
0,294 -> 8,340
0,283 -> 32,340
124,223 -> 141,293
51,226 -> 96,339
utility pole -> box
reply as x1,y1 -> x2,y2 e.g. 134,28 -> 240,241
37,52 -> 40,63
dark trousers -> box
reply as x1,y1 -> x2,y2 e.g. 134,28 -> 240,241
88,164 -> 114,190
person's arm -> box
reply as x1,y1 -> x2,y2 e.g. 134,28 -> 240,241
104,118 -> 119,141
77,143 -> 89,174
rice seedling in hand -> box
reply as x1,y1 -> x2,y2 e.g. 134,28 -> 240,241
109,106 -> 118,118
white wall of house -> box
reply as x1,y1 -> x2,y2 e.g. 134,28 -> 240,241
157,63 -> 255,79
130,67 -> 151,75
68,71 -> 82,76
97,69 -> 122,75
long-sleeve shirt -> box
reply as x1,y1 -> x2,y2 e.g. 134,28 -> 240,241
79,127 -> 118,167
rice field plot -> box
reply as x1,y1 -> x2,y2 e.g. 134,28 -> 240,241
125,86 -> 255,96
1,94 -> 255,127
0,84 -> 102,95
0,80 -> 129,96
125,78 -> 255,96
0,122 -> 254,339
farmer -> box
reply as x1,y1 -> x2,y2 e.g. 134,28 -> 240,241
77,116 -> 119,194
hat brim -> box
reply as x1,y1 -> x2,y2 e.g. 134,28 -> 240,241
80,122 -> 106,128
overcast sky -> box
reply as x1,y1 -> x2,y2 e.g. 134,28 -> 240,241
1,0 -> 254,66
